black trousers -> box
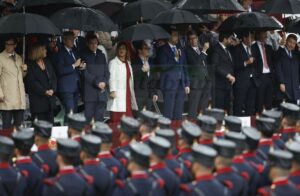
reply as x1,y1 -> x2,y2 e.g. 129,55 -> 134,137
233,80 -> 256,116
32,111 -> 54,124
1,110 -> 24,129
188,83 -> 211,119
214,88 -> 232,114
256,74 -> 273,113
84,101 -> 106,122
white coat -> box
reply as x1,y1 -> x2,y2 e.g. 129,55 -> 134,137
107,57 -> 138,112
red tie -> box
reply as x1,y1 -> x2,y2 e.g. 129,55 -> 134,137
261,43 -> 269,69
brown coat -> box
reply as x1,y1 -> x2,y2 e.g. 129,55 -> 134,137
0,50 -> 26,110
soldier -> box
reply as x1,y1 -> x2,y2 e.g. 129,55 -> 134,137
224,116 -> 242,133
258,150 -> 299,196
138,110 -> 159,143
0,136 -> 27,196
176,121 -> 201,169
180,144 -> 229,196
112,143 -> 165,196
225,131 -> 260,196
204,108 -> 225,138
91,122 -> 126,179
32,120 -> 58,177
67,113 -> 87,142
157,116 -> 172,129
256,117 -> 279,160
155,129 -> 192,183
79,134 -> 114,195
149,136 -> 180,196
262,110 -> 285,149
286,140 -> 300,188
113,116 -> 140,168
12,129 -> 44,196
214,139 -> 248,196
43,139 -> 93,196
280,102 -> 299,142
197,115 -> 217,147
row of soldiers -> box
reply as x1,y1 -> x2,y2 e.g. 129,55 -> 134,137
1,102 -> 300,195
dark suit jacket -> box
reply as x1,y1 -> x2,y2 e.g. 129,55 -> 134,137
233,43 -> 258,88
251,42 -> 275,79
81,49 -> 109,102
185,45 -> 209,89
132,57 -> 157,97
25,59 -> 57,113
157,44 -> 190,90
55,47 -> 80,93
211,43 -> 234,90
275,48 -> 300,101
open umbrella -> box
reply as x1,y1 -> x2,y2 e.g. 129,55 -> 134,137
218,14 -> 238,32
82,0 -> 123,16
121,23 -> 170,41
121,0 -> 168,24
50,7 -> 117,32
286,18 -> 300,33
0,13 -> 61,62
152,9 -> 204,25
15,0 -> 86,15
260,0 -> 300,14
233,12 -> 283,31
176,0 -> 245,14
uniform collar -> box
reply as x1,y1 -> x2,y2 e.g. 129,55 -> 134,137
131,171 -> 148,179
0,162 -> 10,169
84,159 -> 99,166
150,162 -> 166,170
216,167 -> 233,174
272,133 -> 281,141
259,138 -> 273,146
198,139 -> 213,145
215,130 -> 225,137
195,174 -> 214,182
242,151 -> 256,158
16,156 -> 32,164
98,151 -> 113,159
232,155 -> 245,163
280,128 -> 295,134
166,154 -> 175,160
290,170 -> 300,177
71,135 -> 81,142
272,178 -> 289,186
59,166 -> 76,175
38,143 -> 50,151
141,134 -> 151,142
120,140 -> 130,147
178,147 -> 192,153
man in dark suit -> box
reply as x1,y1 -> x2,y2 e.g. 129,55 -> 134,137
55,31 -> 85,115
275,34 -> 300,104
211,32 -> 235,113
252,31 -> 275,113
233,31 -> 257,116
81,34 -> 109,122
157,26 -> 190,120
71,29 -> 86,54
185,30 -> 211,119
132,41 -> 158,114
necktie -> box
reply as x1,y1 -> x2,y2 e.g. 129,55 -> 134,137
246,47 -> 251,57
69,50 -> 75,61
289,51 -> 292,58
261,43 -> 269,69
195,48 -> 200,55
172,46 -> 177,55
10,54 -> 16,62
226,48 -> 232,61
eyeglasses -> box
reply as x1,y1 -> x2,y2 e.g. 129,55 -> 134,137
5,43 -> 15,46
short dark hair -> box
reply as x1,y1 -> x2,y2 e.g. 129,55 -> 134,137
5,37 -> 17,44
219,32 -> 233,42
63,31 -> 75,39
287,34 -> 297,42
132,41 -> 145,51
86,34 -> 98,43
187,30 -> 198,39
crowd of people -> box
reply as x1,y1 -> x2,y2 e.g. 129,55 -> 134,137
0,103 -> 300,195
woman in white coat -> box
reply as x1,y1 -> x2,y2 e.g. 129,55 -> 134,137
107,42 -> 138,123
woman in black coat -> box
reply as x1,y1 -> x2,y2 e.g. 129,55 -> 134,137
25,43 -> 57,123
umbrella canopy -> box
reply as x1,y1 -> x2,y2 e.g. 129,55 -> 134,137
260,0 -> 300,14
82,0 -> 123,16
50,7 -> 117,32
177,0 -> 245,14
15,0 -> 86,15
121,0 -> 168,24
233,12 -> 282,31
152,9 -> 204,25
121,23 -> 170,41
0,12 -> 60,35
286,18 -> 300,33
218,14 -> 238,32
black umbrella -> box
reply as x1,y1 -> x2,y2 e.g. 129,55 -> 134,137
176,0 -> 245,14
50,7 -> 117,32
286,18 -> 300,33
15,0 -> 86,15
218,14 -> 238,32
121,0 -> 168,24
0,13 -> 61,62
260,0 -> 300,14
233,12 -> 282,31
152,9 -> 204,25
82,0 -> 123,16
121,23 -> 170,41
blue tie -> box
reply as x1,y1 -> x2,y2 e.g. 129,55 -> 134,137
172,46 -> 176,55
69,50 -> 75,60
